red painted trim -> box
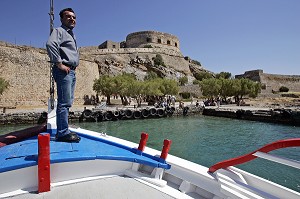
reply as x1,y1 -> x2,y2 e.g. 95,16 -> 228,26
160,139 -> 172,160
209,138 -> 300,173
38,134 -> 51,193
138,132 -> 149,152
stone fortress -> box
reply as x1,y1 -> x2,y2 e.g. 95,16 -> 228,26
125,31 -> 180,51
0,30 -> 300,108
99,31 -> 180,52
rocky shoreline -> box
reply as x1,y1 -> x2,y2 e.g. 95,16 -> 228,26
0,104 -> 202,125
203,106 -> 300,126
1,98 -> 300,126
1,105 -> 299,127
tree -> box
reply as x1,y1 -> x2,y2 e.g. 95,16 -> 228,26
0,78 -> 9,95
234,78 -> 261,103
200,78 -> 221,99
219,78 -> 235,100
216,72 -> 232,79
159,79 -> 179,96
144,71 -> 159,81
93,75 -> 115,105
143,79 -> 163,96
194,71 -> 213,81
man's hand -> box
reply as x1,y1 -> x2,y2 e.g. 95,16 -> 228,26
56,62 -> 70,74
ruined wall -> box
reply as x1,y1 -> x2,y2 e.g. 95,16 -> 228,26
236,70 -> 300,95
260,73 -> 300,93
0,42 -> 99,107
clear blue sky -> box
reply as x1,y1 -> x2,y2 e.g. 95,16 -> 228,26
1,0 -> 299,76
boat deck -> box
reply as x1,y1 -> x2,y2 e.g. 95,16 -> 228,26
0,133 -> 170,173
6,175 -> 176,199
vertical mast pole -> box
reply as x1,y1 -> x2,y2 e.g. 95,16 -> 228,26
49,0 -> 55,109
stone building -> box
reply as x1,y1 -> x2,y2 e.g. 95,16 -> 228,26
98,30 -> 180,53
98,40 -> 121,49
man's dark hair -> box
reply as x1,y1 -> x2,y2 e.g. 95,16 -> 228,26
59,8 -> 75,18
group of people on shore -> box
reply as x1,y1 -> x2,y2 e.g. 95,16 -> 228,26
154,95 -> 176,108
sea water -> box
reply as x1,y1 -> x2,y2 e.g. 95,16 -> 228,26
1,115 -> 299,192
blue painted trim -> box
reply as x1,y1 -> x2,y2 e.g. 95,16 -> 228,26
0,131 -> 171,173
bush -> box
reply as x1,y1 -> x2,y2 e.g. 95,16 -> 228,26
152,54 -> 165,67
0,77 -> 9,95
193,79 -> 200,85
191,60 -> 201,66
180,92 -> 191,99
279,86 -> 289,92
143,45 -> 152,48
179,76 -> 188,86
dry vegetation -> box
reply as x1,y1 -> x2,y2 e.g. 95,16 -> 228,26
246,95 -> 300,109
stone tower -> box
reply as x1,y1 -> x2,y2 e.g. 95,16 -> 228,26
126,31 -> 180,52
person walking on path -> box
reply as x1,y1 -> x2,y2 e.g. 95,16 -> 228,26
46,8 -> 80,142
216,95 -> 221,109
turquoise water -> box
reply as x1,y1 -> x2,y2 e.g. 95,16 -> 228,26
1,115 -> 299,192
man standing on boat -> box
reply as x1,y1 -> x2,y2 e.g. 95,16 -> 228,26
46,8 -> 80,142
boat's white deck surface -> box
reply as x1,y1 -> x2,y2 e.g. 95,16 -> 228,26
8,175 -> 178,199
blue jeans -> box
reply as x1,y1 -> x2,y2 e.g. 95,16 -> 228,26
52,67 -> 76,137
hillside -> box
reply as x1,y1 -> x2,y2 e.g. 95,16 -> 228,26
0,41 -> 206,107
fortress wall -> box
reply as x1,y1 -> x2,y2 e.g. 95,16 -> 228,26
236,70 -> 300,94
0,43 -> 98,107
260,73 -> 300,93
80,47 -> 183,57
0,44 -> 49,107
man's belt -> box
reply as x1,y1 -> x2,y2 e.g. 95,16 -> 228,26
63,63 -> 76,70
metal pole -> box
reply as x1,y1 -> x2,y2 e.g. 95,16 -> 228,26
49,0 -> 54,34
49,0 -> 55,110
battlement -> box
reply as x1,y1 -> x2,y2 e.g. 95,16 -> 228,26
126,31 -> 180,51
80,46 -> 183,57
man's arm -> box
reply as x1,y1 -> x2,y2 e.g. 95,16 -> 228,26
46,29 -> 70,74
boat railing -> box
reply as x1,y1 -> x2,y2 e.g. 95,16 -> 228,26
209,138 -> 300,173
252,151 -> 300,169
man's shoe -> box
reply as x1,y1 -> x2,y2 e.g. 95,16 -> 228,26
56,132 -> 81,143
